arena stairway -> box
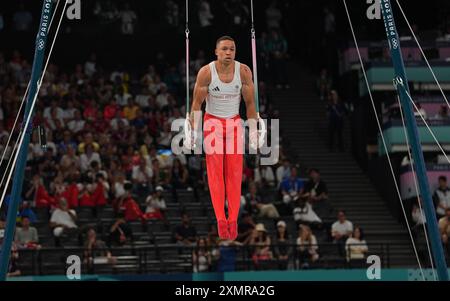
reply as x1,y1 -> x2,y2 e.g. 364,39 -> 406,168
272,61 -> 419,268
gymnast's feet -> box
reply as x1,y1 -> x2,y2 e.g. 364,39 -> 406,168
228,220 -> 238,241
217,220 -> 230,240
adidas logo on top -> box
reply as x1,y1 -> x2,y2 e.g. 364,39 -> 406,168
212,86 -> 220,92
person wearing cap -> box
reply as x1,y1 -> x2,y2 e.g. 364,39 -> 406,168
250,223 -> 273,266
144,186 -> 167,221
273,220 -> 292,270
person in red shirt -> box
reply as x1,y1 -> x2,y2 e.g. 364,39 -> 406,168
103,100 -> 119,120
91,173 -> 108,207
92,110 -> 109,133
25,175 -> 56,208
83,99 -> 98,121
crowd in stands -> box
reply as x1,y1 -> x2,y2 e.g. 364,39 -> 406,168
0,43 -> 372,273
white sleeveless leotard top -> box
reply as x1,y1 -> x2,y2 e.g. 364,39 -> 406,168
205,61 -> 242,118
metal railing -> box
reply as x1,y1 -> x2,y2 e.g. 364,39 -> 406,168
12,241 -> 437,276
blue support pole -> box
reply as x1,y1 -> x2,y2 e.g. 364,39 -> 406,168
380,0 -> 448,281
0,0 -> 54,280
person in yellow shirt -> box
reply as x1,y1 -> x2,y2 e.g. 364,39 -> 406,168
123,98 -> 139,121
78,132 -> 100,154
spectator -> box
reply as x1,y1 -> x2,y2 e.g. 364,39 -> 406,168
67,109 -> 85,133
265,1 -> 282,30
438,208 -> 450,253
15,216 -> 40,250
412,199 -> 426,228
293,198 -> 322,227
281,166 -> 304,209
174,213 -> 197,246
25,174 -> 56,208
144,186 -> 167,221
90,173 -> 109,208
345,227 -> 368,266
411,197 -> 430,261
78,132 -> 100,154
224,0 -> 250,28
236,212 -> 255,245
58,130 -> 78,154
84,228 -> 116,273
13,4 -> 33,32
135,88 -> 151,109
6,244 -> 21,277
433,105 -> 449,120
254,164 -> 276,189
115,86 -> 132,106
326,90 -> 345,152
268,30 -> 289,89
414,103 -> 427,119
250,223 -> 273,267
80,144 -> 102,173
198,0 -> 214,27
207,224 -> 220,261
433,175 -> 450,218
108,212 -> 133,247
331,210 -> 353,256
18,201 -> 37,224
323,7 -> 336,36
0,219 -> 5,245
169,158 -> 189,195
155,84 -> 170,110
84,53 -> 97,78
110,110 -> 129,131
273,220 -> 291,270
119,3 -> 137,35
132,158 -> 153,197
93,0 -> 119,24
317,68 -> 332,101
157,122 -> 173,149
303,168 -> 329,219
49,198 -> 78,246
192,238 -> 212,273
60,145 -> 80,172
164,0 -> 180,27
296,225 -> 319,268
244,182 -> 280,219
276,158 -> 291,186
123,98 -> 139,121
118,183 -> 146,223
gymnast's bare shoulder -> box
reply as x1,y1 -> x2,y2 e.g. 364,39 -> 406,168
195,65 -> 212,88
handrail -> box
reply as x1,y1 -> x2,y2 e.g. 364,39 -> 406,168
13,241 -> 432,275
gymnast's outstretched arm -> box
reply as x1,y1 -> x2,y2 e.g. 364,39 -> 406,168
190,65 -> 211,131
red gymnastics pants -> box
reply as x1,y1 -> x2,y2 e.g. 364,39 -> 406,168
203,112 -> 243,224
